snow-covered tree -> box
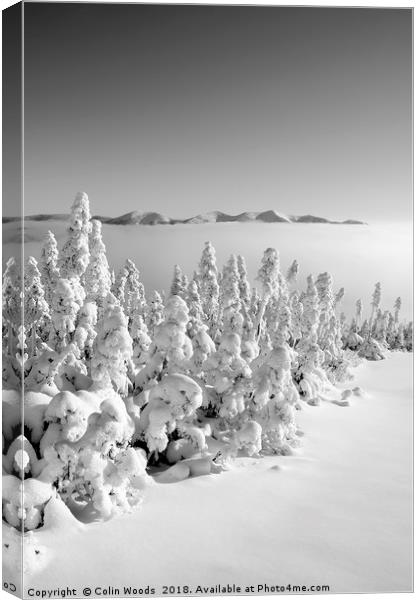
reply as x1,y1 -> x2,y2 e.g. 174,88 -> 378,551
24,257 -> 50,357
135,295 -> 193,393
237,254 -> 251,309
286,259 -> 299,286
369,282 -> 382,334
251,340 -> 300,454
394,297 -> 402,325
355,299 -> 363,332
145,290 -> 165,337
84,219 -> 112,308
170,265 -> 186,297
42,388 -> 149,518
198,242 -> 220,335
118,259 -> 147,330
138,374 -> 208,462
130,314 -> 151,371
255,248 -> 280,341
39,231 -> 60,306
315,272 -> 335,346
49,278 -> 85,352
91,293 -> 133,396
203,332 -> 252,426
219,255 -> 243,337
59,192 -> 91,280
3,257 -> 22,359
289,291 -> 303,347
404,321 -> 413,352
73,301 -> 98,365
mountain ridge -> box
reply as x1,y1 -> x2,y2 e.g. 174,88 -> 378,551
2,210 -> 366,225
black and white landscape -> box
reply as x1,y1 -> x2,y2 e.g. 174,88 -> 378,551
2,3 -> 413,598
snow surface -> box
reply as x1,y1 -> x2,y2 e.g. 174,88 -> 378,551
16,352 -> 412,597
4,220 -> 412,320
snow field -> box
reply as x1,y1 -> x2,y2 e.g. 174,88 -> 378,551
21,353 -> 413,596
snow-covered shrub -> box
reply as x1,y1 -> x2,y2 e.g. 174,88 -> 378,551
203,332 -> 252,425
138,373 -> 207,461
41,388 -> 149,518
135,295 -> 193,393
251,341 -> 300,454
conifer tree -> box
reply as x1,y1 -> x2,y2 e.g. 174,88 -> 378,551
145,290 -> 165,337
3,257 -> 22,358
59,192 -> 92,279
84,219 -> 112,308
286,259 -> 299,286
237,254 -> 251,309
170,265 -> 187,298
198,242 -> 220,335
24,257 -> 50,357
91,292 -> 133,395
40,231 -> 60,306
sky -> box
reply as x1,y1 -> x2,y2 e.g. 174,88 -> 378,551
5,3 -> 413,221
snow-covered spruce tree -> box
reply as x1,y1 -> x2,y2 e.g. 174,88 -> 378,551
186,279 -> 205,335
315,272 -> 335,347
237,254 -> 251,309
241,302 -> 259,364
3,257 -> 22,362
355,299 -> 363,333
130,314 -> 151,372
170,264 -> 187,298
198,242 -> 220,336
255,248 -> 280,343
41,387 -> 149,519
358,282 -> 386,360
374,310 -> 390,347
219,255 -> 244,337
84,219 -> 112,309
286,259 -> 299,287
132,297 -> 209,463
344,307 -> 364,352
118,259 -> 147,330
39,231 -> 60,307
58,192 -> 91,280
202,331 -> 252,429
369,282 -> 382,334
293,275 -> 328,404
24,257 -> 50,357
134,295 -> 193,394
49,278 -> 85,353
385,313 -> 396,349
288,291 -> 303,347
185,279 -> 215,378
394,297 -> 402,325
73,301 -> 98,366
404,321 -> 413,352
138,373 -> 209,464
145,290 -> 165,338
90,292 -> 133,396
315,272 -> 347,378
334,287 -> 345,309
248,286 -> 261,331
251,334 -> 300,455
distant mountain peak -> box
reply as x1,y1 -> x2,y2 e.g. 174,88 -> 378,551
3,209 -> 366,226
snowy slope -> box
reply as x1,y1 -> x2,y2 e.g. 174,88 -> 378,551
20,353 -> 412,597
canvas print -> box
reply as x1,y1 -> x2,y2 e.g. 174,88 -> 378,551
2,3 -> 413,598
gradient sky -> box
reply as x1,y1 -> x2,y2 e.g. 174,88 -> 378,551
16,4 -> 413,221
